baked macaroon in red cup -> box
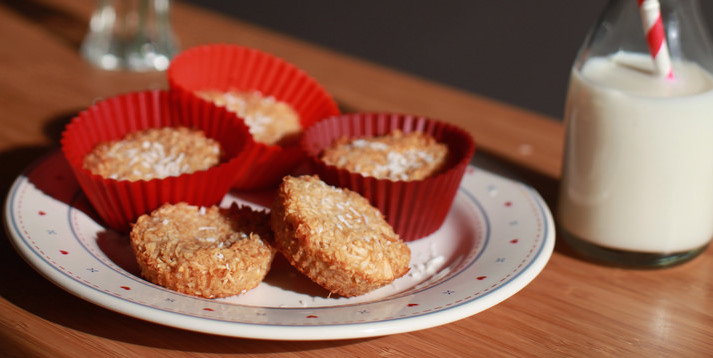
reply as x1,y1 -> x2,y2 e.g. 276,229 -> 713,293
61,89 -> 252,232
167,43 -> 341,189
301,112 -> 476,242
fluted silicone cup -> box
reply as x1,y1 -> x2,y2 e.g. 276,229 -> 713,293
167,43 -> 341,189
301,112 -> 476,241
61,90 -> 253,232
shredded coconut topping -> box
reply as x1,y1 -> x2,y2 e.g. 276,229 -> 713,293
196,89 -> 301,145
83,127 -> 222,181
321,130 -> 448,181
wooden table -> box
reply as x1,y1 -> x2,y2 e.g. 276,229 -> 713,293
0,1 -> 710,357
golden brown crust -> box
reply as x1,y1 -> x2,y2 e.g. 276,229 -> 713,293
196,89 -> 301,146
270,175 -> 410,297
83,127 -> 222,181
320,130 -> 448,181
130,202 -> 276,298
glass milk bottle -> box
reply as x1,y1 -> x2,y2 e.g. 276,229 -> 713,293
558,0 -> 713,267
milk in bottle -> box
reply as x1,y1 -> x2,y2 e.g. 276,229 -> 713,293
559,52 -> 713,254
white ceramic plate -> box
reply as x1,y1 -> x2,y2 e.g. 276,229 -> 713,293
4,151 -> 554,340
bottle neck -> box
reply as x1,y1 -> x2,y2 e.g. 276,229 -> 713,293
576,0 -> 713,72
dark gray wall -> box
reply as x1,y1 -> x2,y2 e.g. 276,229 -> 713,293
182,0 -> 713,119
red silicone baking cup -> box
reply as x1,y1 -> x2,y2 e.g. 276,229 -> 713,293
60,90 -> 253,232
302,113 -> 476,242
167,43 -> 341,189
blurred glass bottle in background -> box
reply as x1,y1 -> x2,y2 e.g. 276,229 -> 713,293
80,0 -> 178,71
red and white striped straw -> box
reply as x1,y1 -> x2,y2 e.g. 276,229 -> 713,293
637,0 -> 674,79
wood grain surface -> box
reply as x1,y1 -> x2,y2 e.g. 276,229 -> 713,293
0,1 -> 710,357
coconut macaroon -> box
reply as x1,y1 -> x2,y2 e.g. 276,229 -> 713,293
320,130 -> 448,181
82,127 -> 222,181
130,202 -> 276,299
270,175 -> 411,297
196,89 -> 301,146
